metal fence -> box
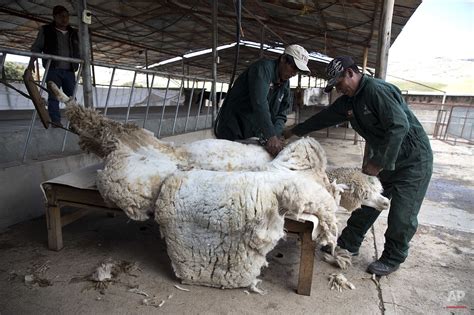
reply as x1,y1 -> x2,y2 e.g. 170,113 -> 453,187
0,47 -> 224,165
434,106 -> 473,145
443,106 -> 473,145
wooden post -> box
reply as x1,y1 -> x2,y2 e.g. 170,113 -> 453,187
297,229 -> 316,295
76,0 -> 94,107
354,46 -> 369,145
44,186 -> 63,251
375,0 -> 395,80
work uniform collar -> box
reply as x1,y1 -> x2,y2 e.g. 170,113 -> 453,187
272,59 -> 285,86
352,74 -> 368,97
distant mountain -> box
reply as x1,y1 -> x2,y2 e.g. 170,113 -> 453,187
387,57 -> 474,94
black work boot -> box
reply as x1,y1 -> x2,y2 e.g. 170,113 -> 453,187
367,260 -> 400,276
320,245 -> 359,256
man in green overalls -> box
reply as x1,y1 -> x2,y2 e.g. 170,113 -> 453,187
215,44 -> 310,156
284,56 -> 433,276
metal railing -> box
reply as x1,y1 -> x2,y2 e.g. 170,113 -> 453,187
0,47 -> 223,165
441,106 -> 473,145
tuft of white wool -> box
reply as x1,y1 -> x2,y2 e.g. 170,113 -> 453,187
155,169 -> 339,289
326,167 -> 390,212
91,262 -> 114,282
322,246 -> 353,270
328,273 -> 355,291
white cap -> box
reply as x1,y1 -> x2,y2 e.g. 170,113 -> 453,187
284,44 -> 310,73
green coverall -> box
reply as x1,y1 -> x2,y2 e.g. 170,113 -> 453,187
292,75 -> 433,267
215,59 -> 291,141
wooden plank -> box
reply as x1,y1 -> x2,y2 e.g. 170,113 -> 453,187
284,218 -> 313,233
60,208 -> 90,227
297,229 -> 316,296
46,205 -> 63,251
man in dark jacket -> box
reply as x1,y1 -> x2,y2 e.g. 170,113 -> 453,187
284,56 -> 433,276
215,44 -> 310,156
28,5 -> 80,128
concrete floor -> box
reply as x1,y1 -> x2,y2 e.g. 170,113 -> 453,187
0,136 -> 472,314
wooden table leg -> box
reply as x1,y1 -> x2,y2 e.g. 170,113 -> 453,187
44,187 -> 63,251
297,229 -> 316,296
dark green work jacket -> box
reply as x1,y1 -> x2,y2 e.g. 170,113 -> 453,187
215,59 -> 291,141
292,75 -> 431,171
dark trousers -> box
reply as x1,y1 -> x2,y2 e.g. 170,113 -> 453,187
46,69 -> 76,123
338,139 -> 433,267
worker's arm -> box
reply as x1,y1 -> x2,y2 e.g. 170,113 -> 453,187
247,64 -> 277,140
366,85 -> 409,171
28,27 -> 45,72
284,96 -> 349,138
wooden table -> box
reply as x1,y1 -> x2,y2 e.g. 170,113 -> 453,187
42,181 -> 316,296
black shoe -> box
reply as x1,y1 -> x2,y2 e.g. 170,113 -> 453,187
321,245 -> 359,256
367,260 -> 400,276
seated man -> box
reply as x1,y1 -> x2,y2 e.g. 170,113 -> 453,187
215,44 -> 310,156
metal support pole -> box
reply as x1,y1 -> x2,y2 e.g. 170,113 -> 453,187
143,74 -> 155,128
76,0 -> 94,108
354,46 -> 369,145
441,92 -> 447,111
22,59 -> 51,162
89,34 -> 97,107
172,78 -> 185,135
125,71 -> 137,122
145,49 -> 149,89
194,83 -> 206,131
184,79 -> 196,132
211,0 -> 218,124
296,73 -> 301,124
61,64 -> 84,152
0,53 -> 5,74
103,67 -> 116,116
375,0 -> 394,80
157,77 -> 171,137
260,26 -> 265,58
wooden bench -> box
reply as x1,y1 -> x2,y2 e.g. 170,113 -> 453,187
42,170 -> 316,296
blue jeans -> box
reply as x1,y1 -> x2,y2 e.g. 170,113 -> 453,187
46,69 -> 76,123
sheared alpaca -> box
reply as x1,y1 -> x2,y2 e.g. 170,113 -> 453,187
48,82 -> 342,290
49,81 -> 335,220
156,169 -> 339,290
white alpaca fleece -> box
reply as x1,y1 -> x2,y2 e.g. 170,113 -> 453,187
96,139 -> 187,221
326,167 -> 390,212
155,169 -> 338,289
48,82 -> 334,222
180,139 -> 272,171
98,135 -> 331,222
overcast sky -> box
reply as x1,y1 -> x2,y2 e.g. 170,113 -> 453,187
390,0 -> 474,60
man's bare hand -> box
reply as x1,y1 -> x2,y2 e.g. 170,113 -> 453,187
265,136 -> 284,156
362,160 -> 383,176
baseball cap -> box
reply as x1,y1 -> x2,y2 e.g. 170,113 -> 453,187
284,44 -> 310,73
53,5 -> 69,16
324,56 -> 356,93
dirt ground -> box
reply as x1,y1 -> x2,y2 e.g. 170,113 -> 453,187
0,136 -> 472,315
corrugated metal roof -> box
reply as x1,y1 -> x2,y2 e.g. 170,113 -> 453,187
0,0 -> 422,81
